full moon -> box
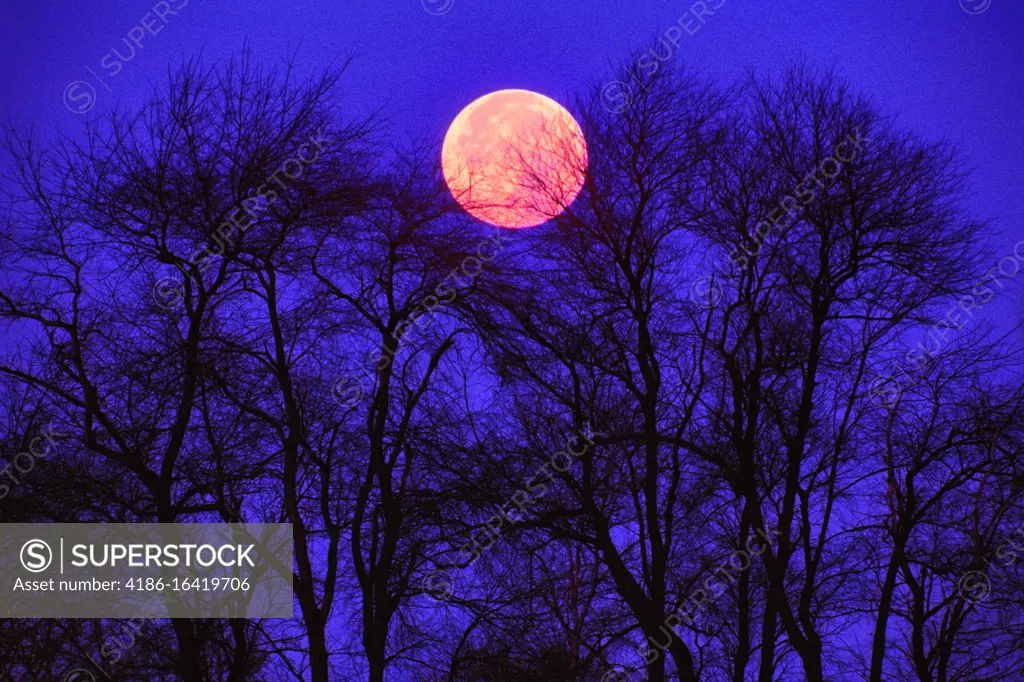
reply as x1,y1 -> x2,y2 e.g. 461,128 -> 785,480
441,89 -> 588,229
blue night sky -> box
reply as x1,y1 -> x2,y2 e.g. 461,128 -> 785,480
1,0 -> 1022,298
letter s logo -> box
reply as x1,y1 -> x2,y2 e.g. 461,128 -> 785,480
21,539 -> 53,573
62,81 -> 96,114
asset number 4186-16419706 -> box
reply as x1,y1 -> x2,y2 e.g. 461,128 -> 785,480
125,577 -> 251,591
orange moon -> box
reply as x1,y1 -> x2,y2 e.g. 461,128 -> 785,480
441,89 -> 588,229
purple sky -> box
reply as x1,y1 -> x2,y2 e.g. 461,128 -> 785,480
2,0 -> 1021,304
